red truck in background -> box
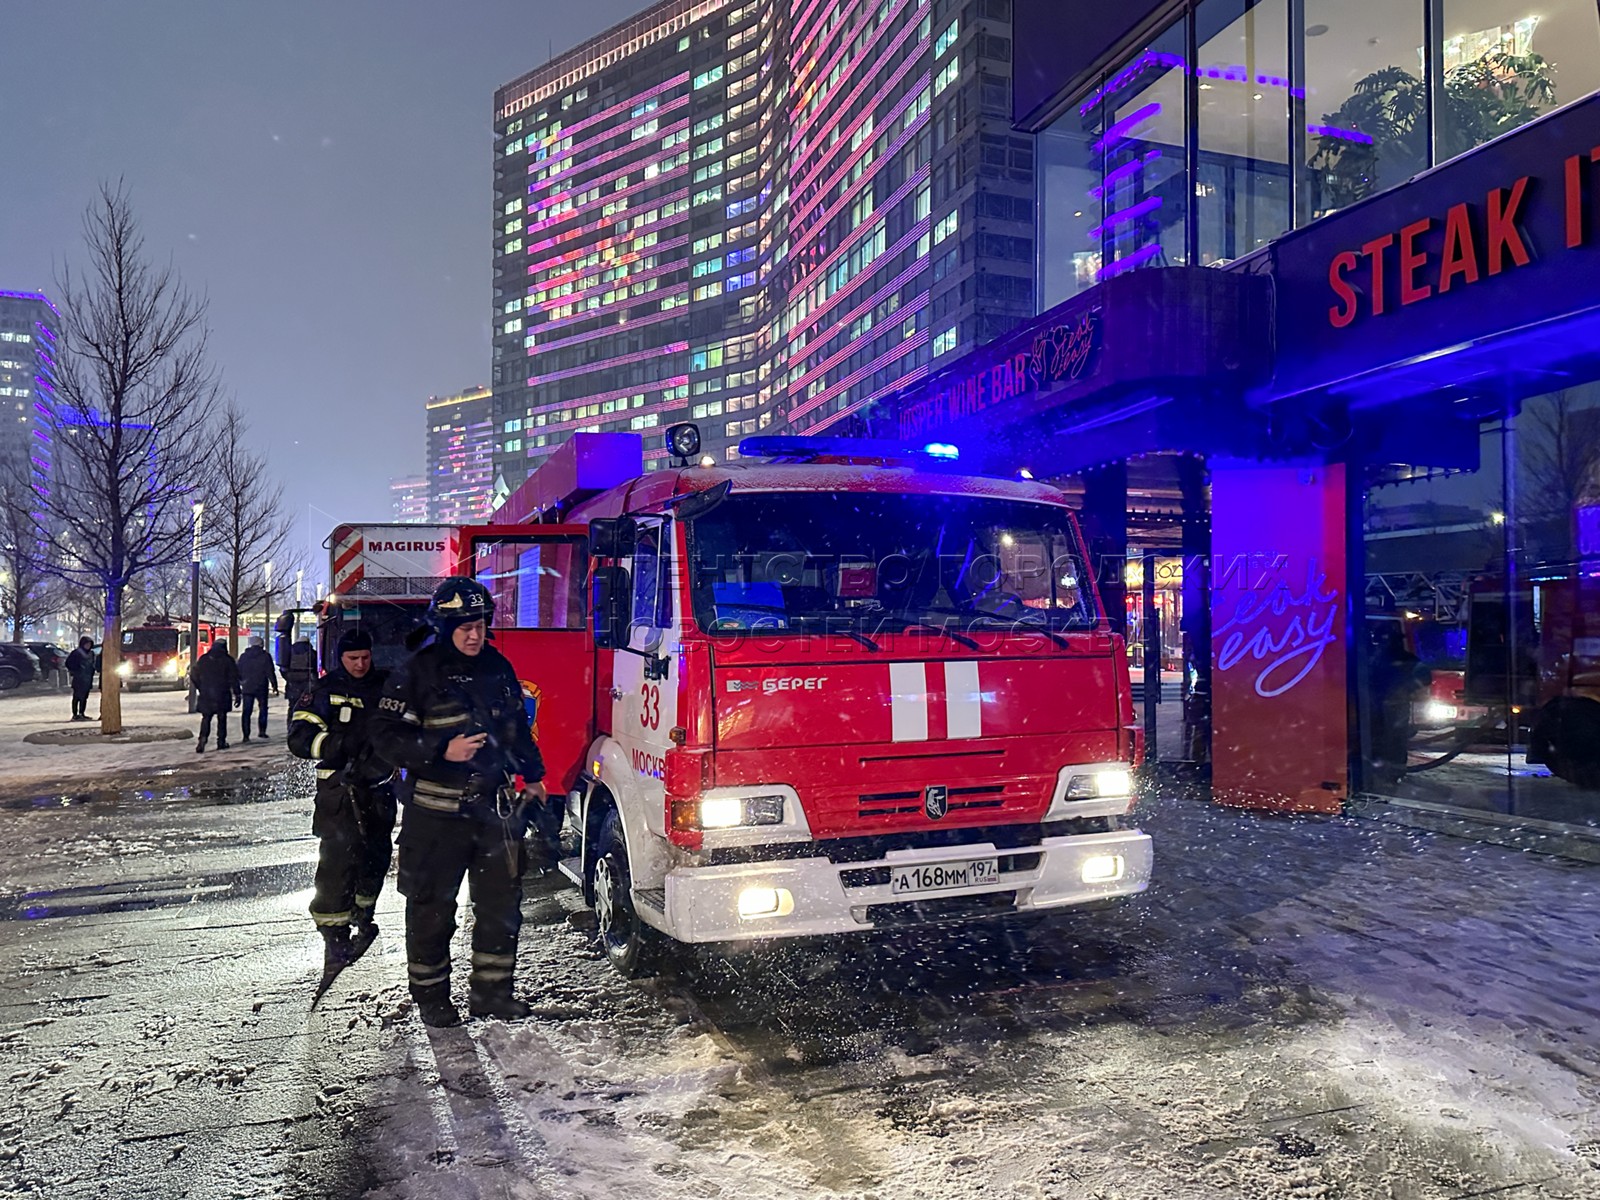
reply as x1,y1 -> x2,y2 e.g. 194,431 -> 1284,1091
118,619 -> 245,690
460,430 -> 1151,976
275,524 -> 461,677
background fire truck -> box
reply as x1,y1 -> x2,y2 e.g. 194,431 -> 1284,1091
274,524 -> 458,675
118,618 -> 244,690
461,430 -> 1151,977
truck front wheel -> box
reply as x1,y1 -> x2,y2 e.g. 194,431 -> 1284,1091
591,810 -> 659,978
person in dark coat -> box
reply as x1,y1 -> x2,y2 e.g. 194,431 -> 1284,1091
64,636 -> 98,721
236,635 -> 279,742
370,576 -> 546,1028
288,628 -> 395,974
189,638 -> 242,752
283,634 -> 319,729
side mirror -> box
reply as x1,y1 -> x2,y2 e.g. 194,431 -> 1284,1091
591,565 -> 632,650
589,516 -> 637,560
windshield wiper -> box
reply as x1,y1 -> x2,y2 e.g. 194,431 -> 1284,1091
830,628 -> 882,652
917,606 -> 1073,650
871,614 -> 981,651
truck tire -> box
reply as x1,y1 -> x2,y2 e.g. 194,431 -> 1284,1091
0,666 -> 18,692
590,809 -> 660,979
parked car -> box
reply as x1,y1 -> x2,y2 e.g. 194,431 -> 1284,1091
0,644 -> 41,691
26,642 -> 66,676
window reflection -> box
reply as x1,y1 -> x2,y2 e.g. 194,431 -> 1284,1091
1195,0 -> 1292,263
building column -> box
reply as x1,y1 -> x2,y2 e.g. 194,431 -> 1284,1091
1209,461 -> 1348,812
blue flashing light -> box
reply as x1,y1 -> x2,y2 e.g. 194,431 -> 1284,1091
736,435 -> 962,464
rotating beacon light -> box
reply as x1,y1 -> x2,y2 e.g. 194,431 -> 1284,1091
665,422 -> 701,466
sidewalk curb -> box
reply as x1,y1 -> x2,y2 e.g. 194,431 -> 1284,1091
1349,793 -> 1600,865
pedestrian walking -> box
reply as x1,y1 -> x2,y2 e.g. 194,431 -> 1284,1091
64,636 -> 97,722
283,633 -> 318,729
189,637 -> 241,752
287,628 -> 396,992
371,577 -> 546,1028
236,634 -> 279,742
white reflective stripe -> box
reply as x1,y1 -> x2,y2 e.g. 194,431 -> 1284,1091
889,662 -> 928,743
294,710 -> 327,729
945,660 -> 982,739
310,731 -> 328,758
315,767 -> 337,780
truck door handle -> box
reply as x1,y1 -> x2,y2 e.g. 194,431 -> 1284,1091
609,686 -> 625,701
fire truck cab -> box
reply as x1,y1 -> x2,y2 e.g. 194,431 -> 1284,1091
465,430 -> 1152,975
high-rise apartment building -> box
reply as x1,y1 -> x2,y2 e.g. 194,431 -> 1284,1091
426,386 -> 496,524
389,475 -> 430,523
0,290 -> 59,492
491,0 -> 1031,488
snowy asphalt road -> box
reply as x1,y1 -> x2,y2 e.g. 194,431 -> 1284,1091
1,766 -> 1598,1199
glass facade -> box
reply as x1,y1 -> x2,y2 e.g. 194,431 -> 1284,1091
1358,384 -> 1600,831
1038,0 -> 1600,310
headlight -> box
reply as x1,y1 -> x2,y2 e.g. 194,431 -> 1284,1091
1422,700 -> 1456,725
115,661 -> 131,678
1081,854 -> 1126,884
698,795 -> 785,829
163,659 -> 178,676
1065,769 -> 1132,799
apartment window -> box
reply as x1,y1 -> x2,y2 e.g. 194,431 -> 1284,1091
936,18 -> 959,57
935,57 -> 960,95
933,326 -> 958,355
933,210 -> 959,244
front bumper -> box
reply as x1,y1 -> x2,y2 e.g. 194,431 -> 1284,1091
656,829 -> 1152,943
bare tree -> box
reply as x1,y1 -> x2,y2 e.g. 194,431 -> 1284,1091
200,406 -> 304,653
0,464 -> 60,643
1521,389 -> 1600,562
43,183 -> 222,734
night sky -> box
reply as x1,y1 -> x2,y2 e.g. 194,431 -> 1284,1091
0,0 -> 642,572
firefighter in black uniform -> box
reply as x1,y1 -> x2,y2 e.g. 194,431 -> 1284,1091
371,577 -> 547,1028
288,628 -> 396,974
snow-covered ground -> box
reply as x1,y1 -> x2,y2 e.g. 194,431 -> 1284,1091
1,774 -> 1596,1199
0,686 -> 292,799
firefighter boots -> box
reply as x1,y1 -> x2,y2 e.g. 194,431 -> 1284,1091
468,979 -> 531,1021
414,989 -> 462,1028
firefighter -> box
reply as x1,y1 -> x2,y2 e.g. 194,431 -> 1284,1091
371,576 -> 546,1028
283,633 -> 319,728
287,628 -> 396,978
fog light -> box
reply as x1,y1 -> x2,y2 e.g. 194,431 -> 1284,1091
737,886 -> 792,919
700,797 -> 744,828
1081,854 -> 1125,884
116,661 -> 131,678
1095,769 -> 1132,797
163,659 -> 179,677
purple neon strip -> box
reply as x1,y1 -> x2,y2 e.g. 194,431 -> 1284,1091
535,109 -> 689,189
1090,194 -> 1163,238
1095,102 -> 1162,153
787,326 -> 929,424
1090,150 -> 1164,199
1098,241 -> 1163,280
1308,123 -> 1375,145
0,290 -> 60,315
528,339 -> 689,386
520,187 -> 688,259
791,0 -> 925,148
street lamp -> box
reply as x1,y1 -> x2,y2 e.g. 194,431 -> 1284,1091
294,568 -> 303,608
263,560 -> 273,641
188,500 -> 204,713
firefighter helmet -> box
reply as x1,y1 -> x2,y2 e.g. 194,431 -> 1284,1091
427,576 -> 494,630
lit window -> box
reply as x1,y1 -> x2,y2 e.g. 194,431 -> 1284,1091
933,326 -> 957,355
935,18 -> 959,57
935,58 -> 959,95
934,211 -> 958,245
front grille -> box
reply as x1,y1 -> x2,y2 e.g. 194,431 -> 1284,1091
859,890 -> 1019,927
697,818 -> 1112,868
857,784 -> 1008,820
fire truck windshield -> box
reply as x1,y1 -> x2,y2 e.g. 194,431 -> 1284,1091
123,628 -> 179,653
688,490 -> 1097,636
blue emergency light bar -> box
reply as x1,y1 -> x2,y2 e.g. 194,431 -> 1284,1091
736,435 -> 960,463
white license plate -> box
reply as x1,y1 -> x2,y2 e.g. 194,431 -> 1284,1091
890,858 -> 1000,895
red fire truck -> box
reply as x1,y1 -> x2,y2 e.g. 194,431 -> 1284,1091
461,430 -> 1151,976
118,619 -> 242,690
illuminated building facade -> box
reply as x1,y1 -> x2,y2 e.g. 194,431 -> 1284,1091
426,386 -> 496,524
491,0 -> 1030,487
0,290 -> 58,494
389,474 -> 430,524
